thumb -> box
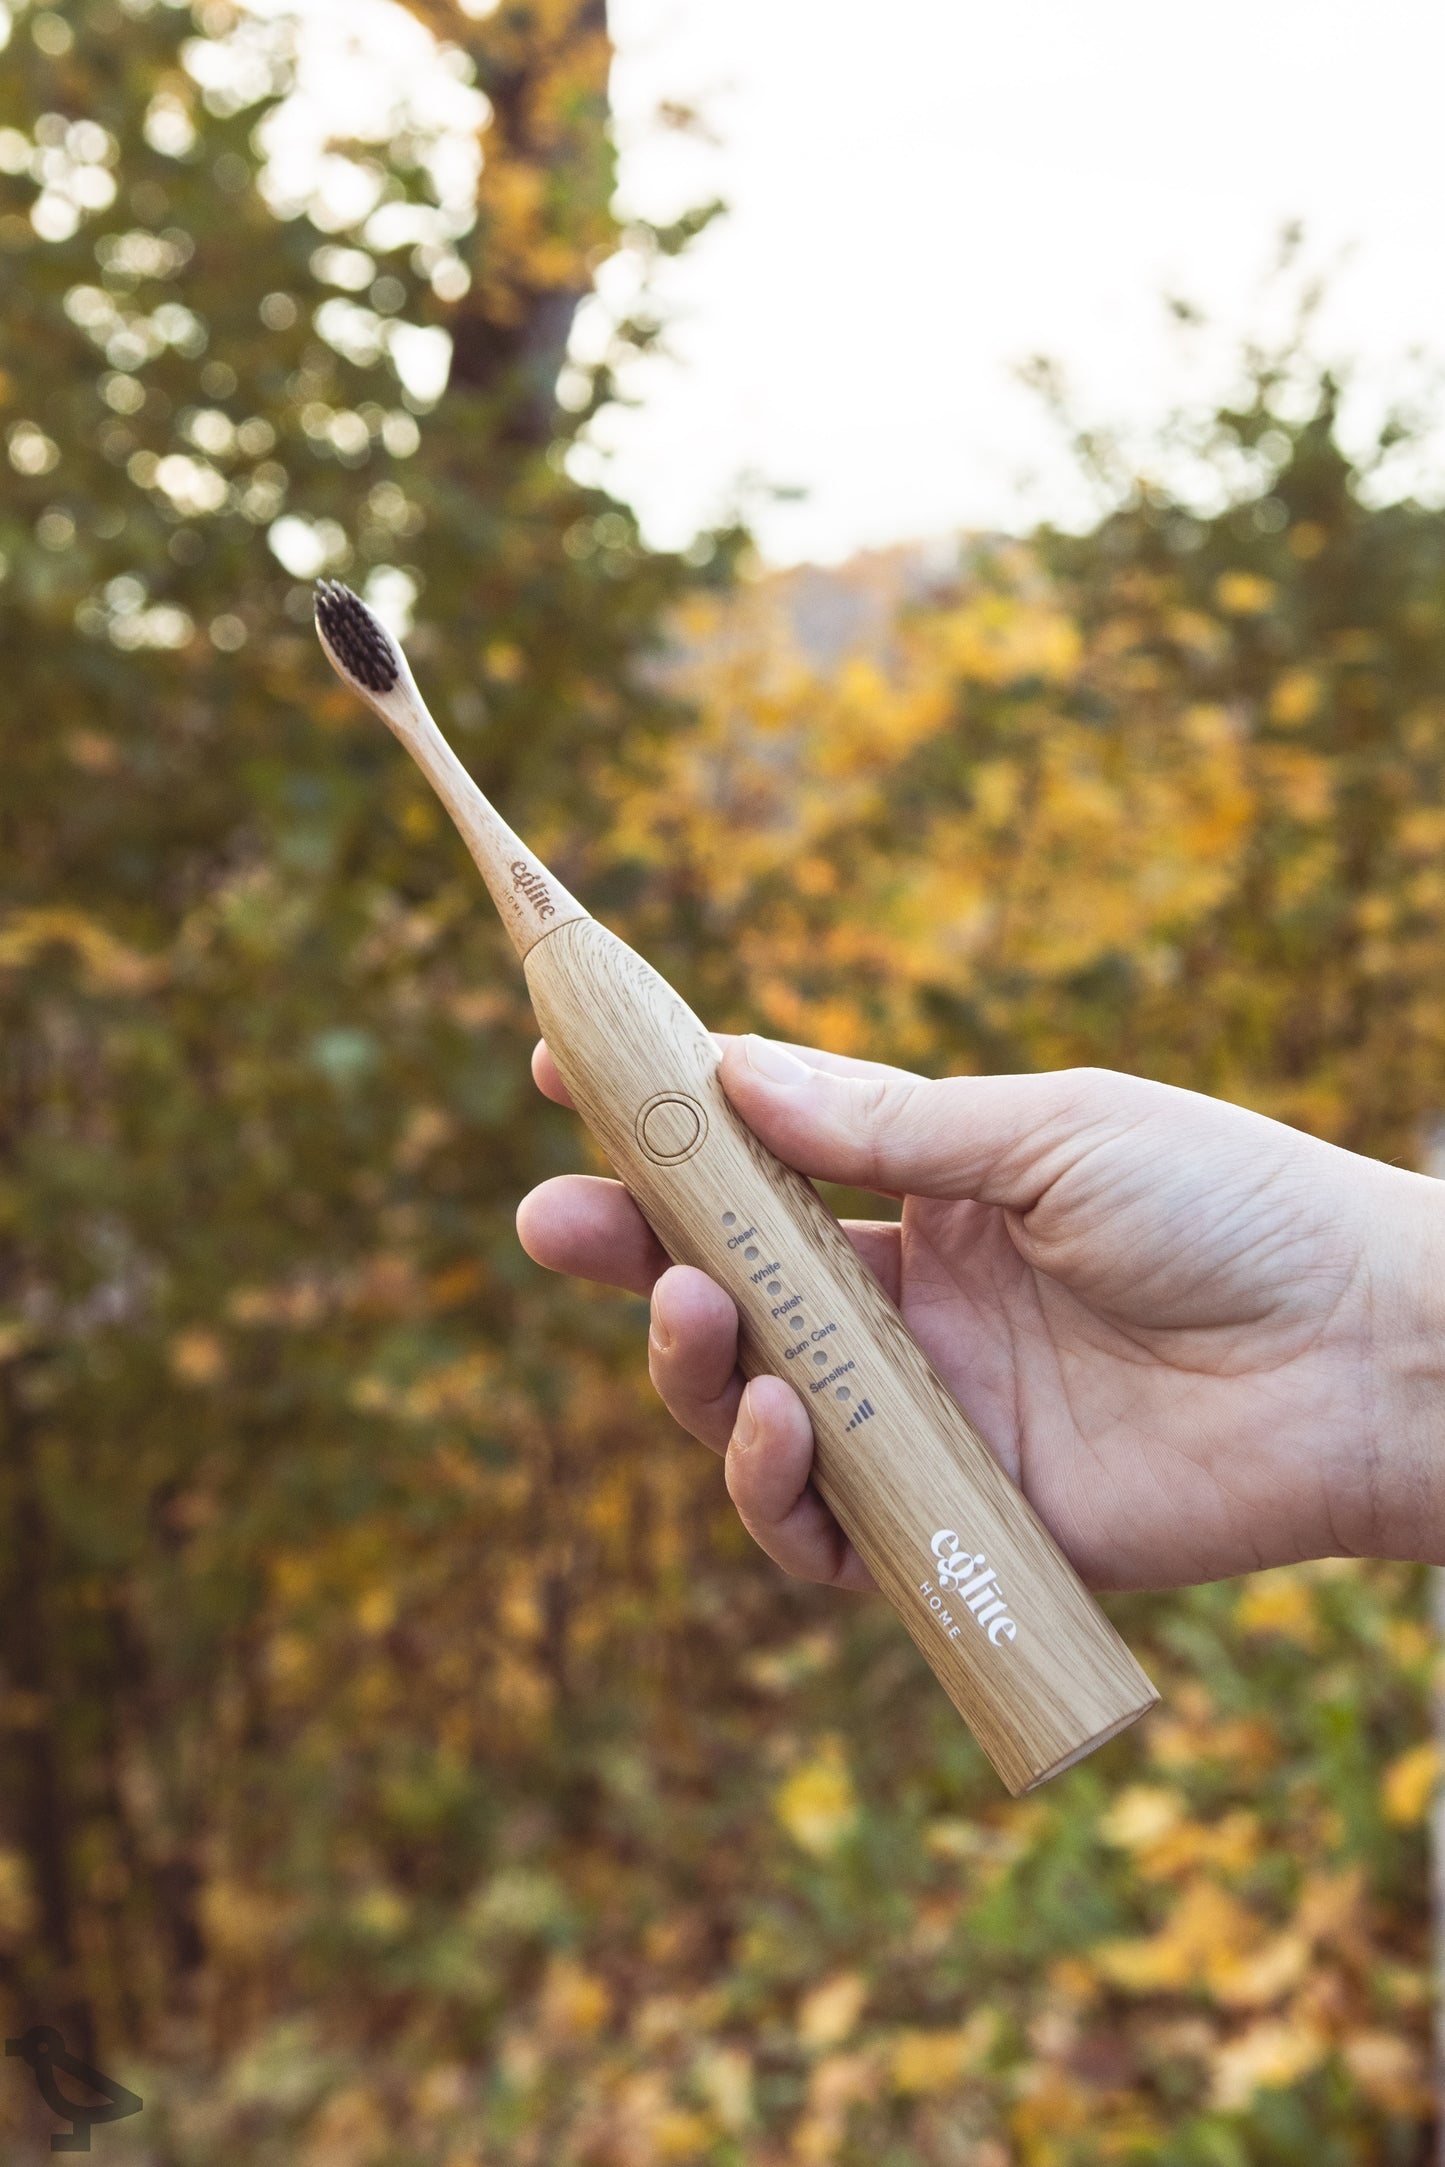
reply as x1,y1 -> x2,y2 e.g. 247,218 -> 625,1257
718,1035 -> 1123,1207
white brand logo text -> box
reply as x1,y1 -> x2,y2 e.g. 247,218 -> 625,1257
919,1528 -> 1017,1647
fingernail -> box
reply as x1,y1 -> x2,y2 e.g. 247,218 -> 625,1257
650,1287 -> 673,1354
744,1034 -> 811,1086
732,1386 -> 757,1451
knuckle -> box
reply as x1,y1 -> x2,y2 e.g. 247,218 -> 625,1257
1054,1065 -> 1127,1118
852,1072 -> 921,1187
1049,1064 -> 1169,1150
723,1449 -> 750,1512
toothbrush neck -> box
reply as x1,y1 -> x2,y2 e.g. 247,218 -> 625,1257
387,695 -> 590,962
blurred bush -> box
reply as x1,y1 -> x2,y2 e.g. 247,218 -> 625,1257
0,1 -> 1439,2161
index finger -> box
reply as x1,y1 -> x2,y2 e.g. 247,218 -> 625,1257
531,1033 -> 921,1114
516,1174 -> 670,1294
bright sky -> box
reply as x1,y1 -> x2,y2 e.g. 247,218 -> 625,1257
598,0 -> 1445,562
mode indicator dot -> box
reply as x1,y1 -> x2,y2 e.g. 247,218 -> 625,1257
722,1211 -> 736,1226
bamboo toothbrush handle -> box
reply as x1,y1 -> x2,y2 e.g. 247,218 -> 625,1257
310,580 -> 1156,1791
525,916 -> 1157,1795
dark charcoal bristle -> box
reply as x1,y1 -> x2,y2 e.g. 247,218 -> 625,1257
314,579 -> 400,694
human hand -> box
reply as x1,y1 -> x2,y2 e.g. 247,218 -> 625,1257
516,1037 -> 1445,1591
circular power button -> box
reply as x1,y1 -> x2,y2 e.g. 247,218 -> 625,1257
636,1091 -> 708,1165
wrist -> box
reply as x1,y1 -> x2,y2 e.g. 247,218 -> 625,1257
1356,1166 -> 1445,1564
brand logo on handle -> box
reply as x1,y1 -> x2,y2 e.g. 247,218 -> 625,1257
918,1528 -> 1017,1647
510,860 -> 555,920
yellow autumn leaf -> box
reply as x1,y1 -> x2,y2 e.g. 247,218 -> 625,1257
1234,1571 -> 1320,1646
410,2064 -> 468,2120
354,1584 -> 396,1636
0,1851 -> 37,1946
971,760 -> 1021,827
0,906 -> 162,991
1210,2019 -> 1324,2111
890,2011 -> 996,2094
303,2085 -> 388,2163
1258,745 -> 1332,823
940,594 -> 1081,686
1183,700 -> 1236,748
1382,1742 -> 1441,1826
1098,1785 -> 1184,1851
1269,668 -> 1323,726
1140,1811 -> 1261,1883
538,1954 -> 611,2040
1095,1881 -> 1256,1994
484,638 -> 524,682
650,2108 -> 712,2159
1384,1619 -> 1434,1666
798,1971 -> 867,2050
1009,2070 -> 1102,2141
199,1877 -> 295,1960
793,2051 -> 881,2163
1294,1865 -> 1366,1944
1215,570 -> 1276,616
350,1886 -> 409,1942
1168,606 -> 1225,654
1343,2029 -> 1429,2112
693,2043 -> 753,2131
169,1328 -> 227,1386
1210,1931 -> 1310,2009
775,1737 -> 858,1857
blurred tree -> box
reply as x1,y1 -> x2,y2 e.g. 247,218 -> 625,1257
0,0 -> 709,2090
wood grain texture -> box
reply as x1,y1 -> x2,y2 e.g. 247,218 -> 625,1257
525,916 -> 1158,1796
